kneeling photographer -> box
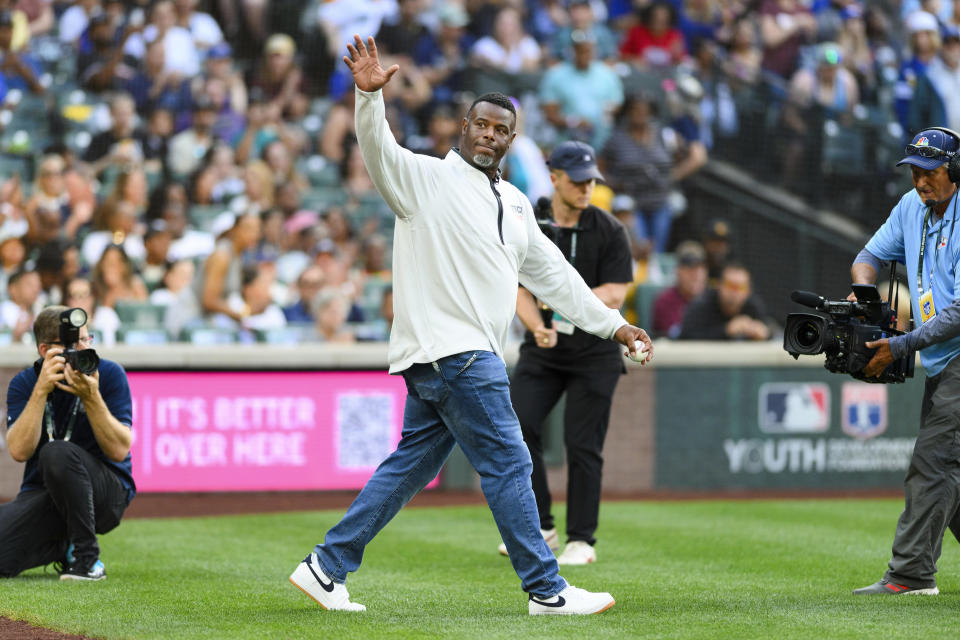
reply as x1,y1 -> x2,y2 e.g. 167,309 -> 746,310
845,128 -> 960,596
0,305 -> 134,581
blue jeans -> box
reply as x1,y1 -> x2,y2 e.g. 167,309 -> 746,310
314,351 -> 566,597
634,204 -> 674,254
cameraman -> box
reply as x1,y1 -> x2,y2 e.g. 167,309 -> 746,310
505,141 -> 634,565
0,306 -> 135,581
851,127 -> 960,596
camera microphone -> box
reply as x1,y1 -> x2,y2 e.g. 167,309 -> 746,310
791,290 -> 825,309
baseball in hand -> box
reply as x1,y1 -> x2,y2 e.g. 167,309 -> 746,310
627,340 -> 648,363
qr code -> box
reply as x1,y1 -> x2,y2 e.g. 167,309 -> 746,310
337,393 -> 394,469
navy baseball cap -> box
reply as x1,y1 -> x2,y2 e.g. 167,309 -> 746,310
547,141 -> 604,182
897,129 -> 960,171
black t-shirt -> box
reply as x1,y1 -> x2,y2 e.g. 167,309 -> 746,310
678,288 -> 769,340
83,128 -> 152,165
520,205 -> 633,368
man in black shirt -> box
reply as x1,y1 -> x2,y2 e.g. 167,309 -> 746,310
502,141 -> 634,565
678,261 -> 772,340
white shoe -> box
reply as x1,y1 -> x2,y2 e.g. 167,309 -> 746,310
528,584 -> 615,615
556,541 -> 596,565
289,553 -> 366,611
498,528 -> 560,556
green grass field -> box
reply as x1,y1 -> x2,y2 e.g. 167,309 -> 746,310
0,499 -> 956,639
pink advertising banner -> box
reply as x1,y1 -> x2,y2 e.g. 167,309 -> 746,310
127,371 -> 430,493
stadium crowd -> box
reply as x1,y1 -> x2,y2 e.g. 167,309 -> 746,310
0,0 -> 953,345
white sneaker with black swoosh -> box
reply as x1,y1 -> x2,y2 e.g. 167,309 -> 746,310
528,584 -> 615,615
289,553 -> 366,611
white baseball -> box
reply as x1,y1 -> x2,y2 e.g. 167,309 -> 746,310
627,340 -> 648,363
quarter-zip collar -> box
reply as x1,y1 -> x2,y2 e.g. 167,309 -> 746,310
450,148 -> 505,244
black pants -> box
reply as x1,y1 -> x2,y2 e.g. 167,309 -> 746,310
885,355 -> 960,588
0,441 -> 128,577
510,356 -> 621,546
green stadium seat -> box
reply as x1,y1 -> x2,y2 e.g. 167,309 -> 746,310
189,205 -> 228,233
180,326 -> 239,345
632,283 -> 667,334
117,327 -> 169,345
114,301 -> 167,329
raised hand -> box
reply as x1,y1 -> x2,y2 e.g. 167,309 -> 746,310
343,34 -> 399,93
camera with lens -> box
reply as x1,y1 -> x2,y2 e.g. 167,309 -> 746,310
35,307 -> 100,376
783,284 -> 914,384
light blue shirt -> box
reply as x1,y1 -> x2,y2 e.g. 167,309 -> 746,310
539,61 -> 624,150
865,189 -> 960,375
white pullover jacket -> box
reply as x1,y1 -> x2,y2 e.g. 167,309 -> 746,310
355,88 -> 627,373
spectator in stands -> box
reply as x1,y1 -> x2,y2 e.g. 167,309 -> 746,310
191,142 -> 245,204
34,240 -> 67,305
470,6 -> 541,74
551,0 -> 618,63
83,93 -> 147,177
91,244 -> 148,311
236,87 -> 308,165
896,11 -> 941,133
18,0 -> 54,39
124,36 -> 192,116
25,155 -> 93,243
0,0 -> 30,52
909,26 -> 960,133
76,12 -> 140,92
140,219 -> 172,292
0,227 -> 25,294
59,0 -> 100,47
283,264 -> 325,323
702,218 -> 732,285
324,206 -> 360,266
759,0 -> 817,79
414,2 -> 474,105
64,275 -> 119,346
173,0 -> 223,52
376,0 -> 428,57
82,175 -> 148,267
539,29 -> 624,150
599,93 -> 676,253
197,42 -> 247,116
0,9 -> 43,93
0,267 -> 40,342
781,42 -> 860,187
652,240 -> 707,338
246,33 -> 309,121
215,264 -> 287,339
148,257 -> 200,337
620,2 -> 687,69
679,261 -> 772,340
411,104 -> 459,158
724,18 -> 763,86
23,205 -> 59,251
319,89 -> 356,163
197,211 -> 261,322
124,0 -> 200,78
312,289 -> 355,343
167,94 -> 217,178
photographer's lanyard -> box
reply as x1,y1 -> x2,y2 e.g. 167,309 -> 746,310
44,397 -> 81,442
917,197 -> 959,294
564,229 -> 579,267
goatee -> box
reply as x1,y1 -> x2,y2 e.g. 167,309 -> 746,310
472,153 -> 495,168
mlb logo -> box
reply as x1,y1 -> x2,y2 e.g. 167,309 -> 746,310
841,382 -> 887,440
758,383 -> 830,434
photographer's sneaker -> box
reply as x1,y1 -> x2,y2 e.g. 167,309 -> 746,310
557,541 -> 596,565
528,584 -> 615,615
852,579 -> 938,595
498,528 -> 559,556
289,553 -> 366,611
60,559 -> 105,582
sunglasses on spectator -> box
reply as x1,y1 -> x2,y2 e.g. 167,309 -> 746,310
905,144 -> 956,160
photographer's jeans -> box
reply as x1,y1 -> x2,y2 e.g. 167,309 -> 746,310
314,350 -> 566,598
885,355 -> 960,588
